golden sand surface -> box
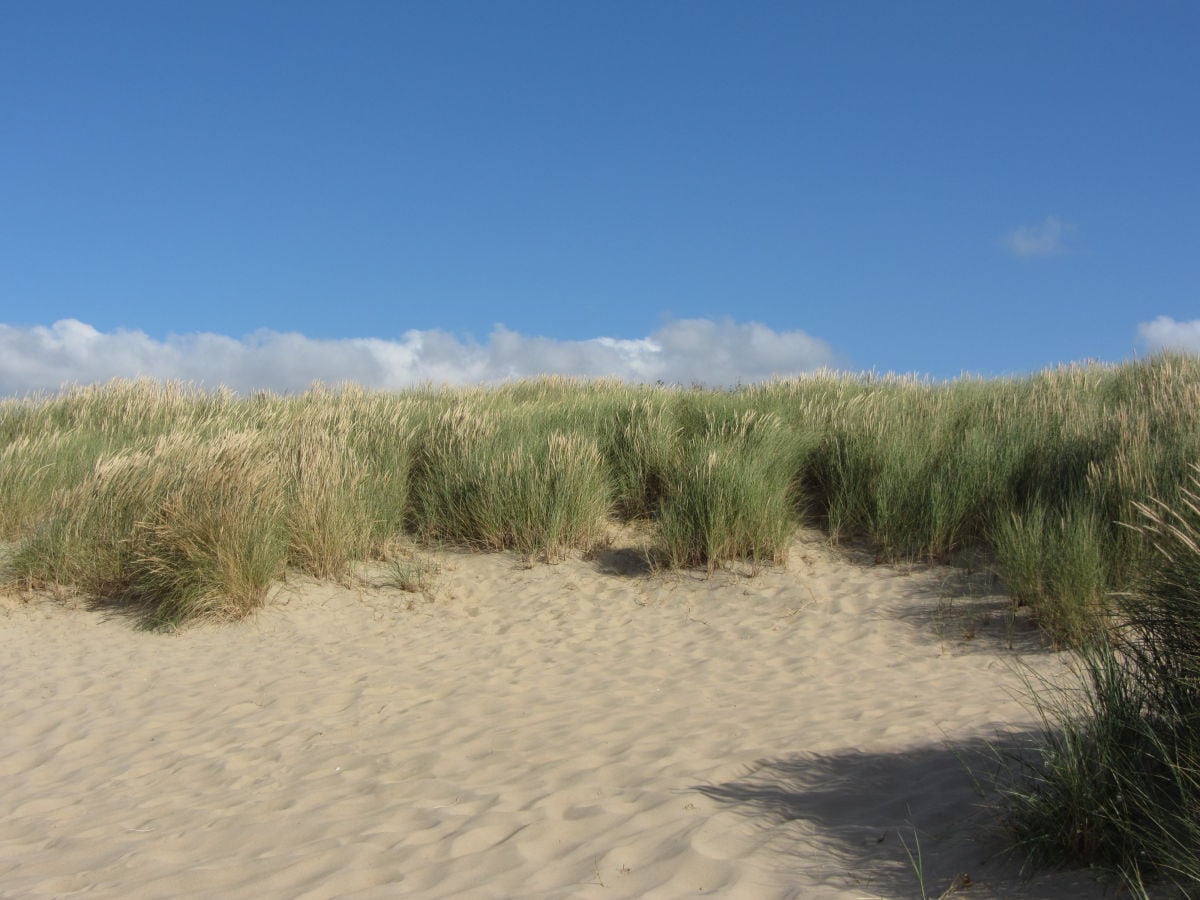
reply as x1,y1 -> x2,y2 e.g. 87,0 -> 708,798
0,531 -> 1104,898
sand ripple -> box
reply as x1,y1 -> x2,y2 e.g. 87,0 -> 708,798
1,531 -> 1103,898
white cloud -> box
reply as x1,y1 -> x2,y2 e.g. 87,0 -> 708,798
1138,316 -> 1200,355
1002,216 -> 1075,257
0,318 -> 840,396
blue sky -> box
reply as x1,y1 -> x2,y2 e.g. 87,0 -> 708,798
2,1 -> 1198,393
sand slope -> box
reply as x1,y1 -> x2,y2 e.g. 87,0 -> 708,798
1,531 -> 1105,898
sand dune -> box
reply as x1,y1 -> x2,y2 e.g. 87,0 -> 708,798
1,530 -> 1103,898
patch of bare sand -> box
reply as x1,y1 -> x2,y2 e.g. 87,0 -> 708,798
0,530 -> 1104,898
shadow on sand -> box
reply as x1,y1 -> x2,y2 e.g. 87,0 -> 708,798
592,546 -> 655,578
693,733 -> 1109,898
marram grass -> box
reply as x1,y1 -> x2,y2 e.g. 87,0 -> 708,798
8,431 -> 287,627
409,403 -> 611,561
1003,474 -> 1200,893
1,354 -> 1199,638
657,411 -> 801,570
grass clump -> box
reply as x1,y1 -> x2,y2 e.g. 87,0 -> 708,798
1005,476 -> 1200,892
0,431 -> 96,541
387,550 -> 440,594
992,503 -> 1110,646
410,403 -> 611,561
283,385 -> 416,551
797,378 -> 1024,561
8,432 -> 287,627
274,425 -> 372,580
658,411 -> 799,570
602,396 -> 678,519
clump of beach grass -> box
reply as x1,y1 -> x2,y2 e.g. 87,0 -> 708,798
7,431 -> 287,627
0,431 -> 97,541
279,384 -> 417,552
1003,475 -> 1200,892
657,410 -> 800,571
602,396 -> 678,519
991,504 -> 1110,647
409,403 -> 611,561
387,550 -> 440,594
273,424 -> 373,581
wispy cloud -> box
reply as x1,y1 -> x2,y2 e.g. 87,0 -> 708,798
1002,216 -> 1075,258
1138,316 -> 1200,354
0,318 -> 840,396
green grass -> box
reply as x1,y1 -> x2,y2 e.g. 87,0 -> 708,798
3,355 -> 1200,631
1003,477 -> 1200,892
991,503 -> 1110,646
7,431 -> 287,628
657,410 -> 801,570
274,425 -> 373,581
408,402 -> 611,561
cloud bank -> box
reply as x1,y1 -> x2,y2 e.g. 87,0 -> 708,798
0,318 -> 840,396
1138,316 -> 1200,355
1002,216 -> 1075,257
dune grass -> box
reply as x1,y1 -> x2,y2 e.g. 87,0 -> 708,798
657,410 -> 804,570
7,431 -> 288,627
408,402 -> 611,561
991,504 -> 1110,647
2,356 -> 1199,633
1003,476 -> 1200,892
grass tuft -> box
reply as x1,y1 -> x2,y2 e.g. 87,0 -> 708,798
8,431 -> 286,627
1004,474 -> 1200,891
657,410 -> 799,570
409,404 -> 611,561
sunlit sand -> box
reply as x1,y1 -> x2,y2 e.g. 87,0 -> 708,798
0,531 -> 1102,898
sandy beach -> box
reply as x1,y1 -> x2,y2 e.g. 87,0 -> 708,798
1,530 -> 1104,898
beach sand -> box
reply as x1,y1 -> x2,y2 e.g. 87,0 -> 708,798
0,529 -> 1104,898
